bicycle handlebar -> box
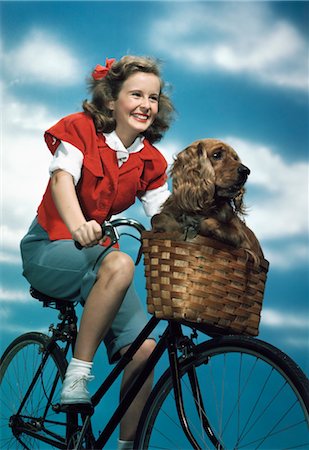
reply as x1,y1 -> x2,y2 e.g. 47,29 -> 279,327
74,218 -> 146,252
110,217 -> 146,235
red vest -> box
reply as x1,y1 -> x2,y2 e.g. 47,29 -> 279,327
37,113 -> 167,240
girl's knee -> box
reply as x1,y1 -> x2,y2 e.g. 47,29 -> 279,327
97,251 -> 135,283
120,339 -> 156,367
134,339 -> 156,364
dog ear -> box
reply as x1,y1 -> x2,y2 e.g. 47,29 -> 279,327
194,140 -> 216,190
197,142 -> 204,158
170,141 -> 216,213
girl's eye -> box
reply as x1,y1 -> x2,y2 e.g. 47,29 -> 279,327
131,92 -> 159,102
150,95 -> 159,102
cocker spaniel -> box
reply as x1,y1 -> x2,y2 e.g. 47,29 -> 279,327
151,139 -> 264,263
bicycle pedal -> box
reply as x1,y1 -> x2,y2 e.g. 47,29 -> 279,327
58,403 -> 94,415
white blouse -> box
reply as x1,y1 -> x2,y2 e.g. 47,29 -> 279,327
49,131 -> 171,217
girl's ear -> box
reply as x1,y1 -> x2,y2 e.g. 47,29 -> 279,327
108,100 -> 115,111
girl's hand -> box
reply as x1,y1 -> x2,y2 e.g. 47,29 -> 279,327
72,220 -> 102,248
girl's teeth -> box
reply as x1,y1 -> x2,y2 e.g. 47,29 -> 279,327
133,114 -> 148,119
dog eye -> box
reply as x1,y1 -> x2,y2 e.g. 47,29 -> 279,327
212,151 -> 223,160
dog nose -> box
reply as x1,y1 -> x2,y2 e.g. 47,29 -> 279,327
238,164 -> 250,177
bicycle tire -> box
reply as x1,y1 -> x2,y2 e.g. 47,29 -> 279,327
135,334 -> 309,449
0,332 -> 69,449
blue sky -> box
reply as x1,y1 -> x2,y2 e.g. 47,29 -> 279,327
0,0 -> 308,443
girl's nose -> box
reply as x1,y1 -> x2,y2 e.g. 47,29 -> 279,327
140,97 -> 150,110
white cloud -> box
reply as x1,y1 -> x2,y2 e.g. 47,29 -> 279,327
225,136 -> 308,241
262,242 -> 308,270
157,140 -> 183,166
262,308 -> 308,329
261,308 -> 309,350
0,288 -> 29,302
1,93 -> 56,262
150,2 -> 308,90
4,97 -> 56,132
284,337 -> 309,348
3,28 -> 83,86
0,322 -> 46,335
0,251 -> 22,265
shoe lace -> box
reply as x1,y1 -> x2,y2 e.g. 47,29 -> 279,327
70,374 -> 95,390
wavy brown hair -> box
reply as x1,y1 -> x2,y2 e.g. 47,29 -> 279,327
83,55 -> 174,143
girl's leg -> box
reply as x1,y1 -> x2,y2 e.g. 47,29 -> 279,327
74,251 -> 135,362
61,251 -> 135,405
118,339 -> 156,441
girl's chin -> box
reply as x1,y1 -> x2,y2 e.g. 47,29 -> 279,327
129,121 -> 150,133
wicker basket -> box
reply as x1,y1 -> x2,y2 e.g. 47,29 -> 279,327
142,231 -> 269,336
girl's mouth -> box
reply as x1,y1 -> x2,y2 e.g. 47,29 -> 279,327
131,113 -> 149,122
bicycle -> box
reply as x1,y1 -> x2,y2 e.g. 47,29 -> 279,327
0,218 -> 308,449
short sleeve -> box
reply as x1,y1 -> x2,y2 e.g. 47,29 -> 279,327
49,141 -> 84,185
44,113 -> 97,156
44,113 -> 104,177
140,182 -> 171,217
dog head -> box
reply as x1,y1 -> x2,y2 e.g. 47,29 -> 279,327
170,139 -> 250,214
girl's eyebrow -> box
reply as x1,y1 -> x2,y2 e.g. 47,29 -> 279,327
129,88 -> 160,95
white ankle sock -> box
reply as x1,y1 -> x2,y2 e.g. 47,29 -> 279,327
66,357 -> 93,376
117,439 -> 134,450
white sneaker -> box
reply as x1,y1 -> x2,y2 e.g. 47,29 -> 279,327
60,373 -> 94,405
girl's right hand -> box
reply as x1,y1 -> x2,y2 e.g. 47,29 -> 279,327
72,220 -> 103,248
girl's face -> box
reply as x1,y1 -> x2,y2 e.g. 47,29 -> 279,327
109,72 -> 160,147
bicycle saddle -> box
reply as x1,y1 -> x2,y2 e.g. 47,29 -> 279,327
29,286 -> 74,309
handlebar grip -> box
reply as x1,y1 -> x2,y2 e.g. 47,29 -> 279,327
74,240 -> 83,250
74,221 -> 120,250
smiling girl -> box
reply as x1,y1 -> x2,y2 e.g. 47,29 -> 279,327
20,55 -> 174,449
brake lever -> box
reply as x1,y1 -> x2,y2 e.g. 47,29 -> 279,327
101,221 -> 119,246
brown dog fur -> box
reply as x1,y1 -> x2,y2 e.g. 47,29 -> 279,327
151,139 -> 264,263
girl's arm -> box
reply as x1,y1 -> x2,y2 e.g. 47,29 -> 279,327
51,169 -> 102,247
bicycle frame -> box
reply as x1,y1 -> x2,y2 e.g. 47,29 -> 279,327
11,296 -> 221,450
71,219 -> 222,448
72,316 -> 222,450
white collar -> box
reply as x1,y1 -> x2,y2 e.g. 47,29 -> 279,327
103,131 -> 145,167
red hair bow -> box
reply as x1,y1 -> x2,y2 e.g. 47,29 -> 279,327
92,58 -> 116,80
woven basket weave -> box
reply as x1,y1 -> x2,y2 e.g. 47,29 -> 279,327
142,231 -> 269,336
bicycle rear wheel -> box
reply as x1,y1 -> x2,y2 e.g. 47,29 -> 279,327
0,332 -> 68,449
135,334 -> 309,449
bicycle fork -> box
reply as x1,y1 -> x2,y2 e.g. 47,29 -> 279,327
167,322 -> 223,450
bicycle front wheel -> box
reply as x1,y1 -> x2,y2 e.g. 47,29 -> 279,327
0,332 -> 68,449
135,335 -> 309,449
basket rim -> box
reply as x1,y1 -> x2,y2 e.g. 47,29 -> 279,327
142,230 -> 269,272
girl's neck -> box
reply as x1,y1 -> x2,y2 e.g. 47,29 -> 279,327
115,129 -> 139,149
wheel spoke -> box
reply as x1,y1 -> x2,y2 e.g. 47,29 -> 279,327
135,336 -> 309,449
0,333 -> 68,449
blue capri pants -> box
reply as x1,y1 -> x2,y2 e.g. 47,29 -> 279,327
20,218 -> 151,363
